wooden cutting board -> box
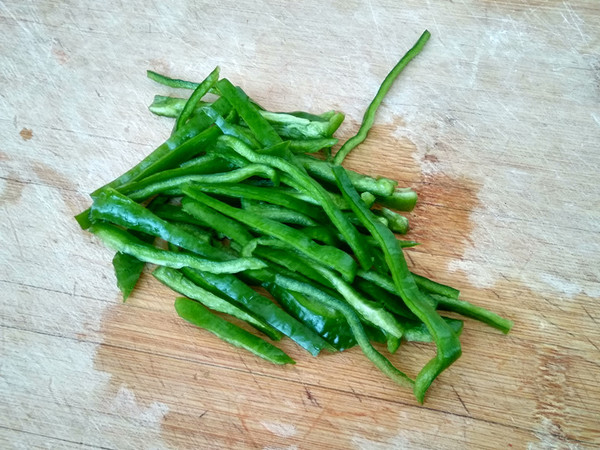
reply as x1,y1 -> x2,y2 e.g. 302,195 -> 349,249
1,1 -> 599,448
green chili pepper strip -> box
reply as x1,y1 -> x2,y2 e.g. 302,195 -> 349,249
89,188 -> 228,261
174,297 -> 295,365
203,106 -> 262,148
241,200 -> 318,227
216,78 -> 282,147
433,295 -> 513,334
116,154 -> 233,196
122,164 -> 280,201
175,67 -> 220,131
179,152 -> 235,171
274,274 -> 414,388
182,197 -> 254,245
358,269 -> 457,303
412,274 -> 460,299
333,164 -> 460,403
333,30 -> 431,165
218,135 -> 372,271
147,70 -> 199,89
181,268 -> 332,356
113,252 -> 146,301
186,183 -> 323,219
377,188 -> 419,212
182,186 -> 357,281
148,95 -> 190,117
257,111 -> 344,140
376,208 -> 409,234
89,223 -> 265,273
264,282 -> 354,351
152,204 -> 207,228
296,154 -> 397,198
404,317 -> 464,342
111,218 -> 158,302
278,186 -> 374,211
289,138 -> 338,154
309,265 -> 404,339
154,266 -> 280,339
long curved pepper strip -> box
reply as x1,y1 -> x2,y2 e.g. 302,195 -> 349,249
175,67 -> 220,131
241,200 -> 319,227
89,223 -> 265,273
332,165 -> 461,403
122,164 -> 280,201
333,30 -> 431,165
174,297 -> 295,365
274,274 -> 414,389
217,135 -> 373,271
181,186 -> 357,282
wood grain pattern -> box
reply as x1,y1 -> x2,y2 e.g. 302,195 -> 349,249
1,0 -> 599,448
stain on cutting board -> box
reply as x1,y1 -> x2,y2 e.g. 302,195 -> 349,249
19,128 -> 33,141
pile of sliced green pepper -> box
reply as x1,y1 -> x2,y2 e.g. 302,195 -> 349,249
76,30 -> 512,403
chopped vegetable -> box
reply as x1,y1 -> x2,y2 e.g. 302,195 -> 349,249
333,30 -> 431,165
174,297 -> 295,365
75,30 -> 512,404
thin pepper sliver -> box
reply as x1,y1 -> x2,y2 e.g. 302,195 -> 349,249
333,30 -> 431,165
174,297 -> 295,365
121,164 -> 280,201
154,266 -> 282,341
175,66 -> 220,131
89,223 -> 265,274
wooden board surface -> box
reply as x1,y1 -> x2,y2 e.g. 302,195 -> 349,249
1,1 -> 599,448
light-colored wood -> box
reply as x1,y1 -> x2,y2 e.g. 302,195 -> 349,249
1,1 -> 599,448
